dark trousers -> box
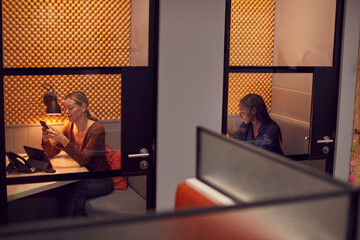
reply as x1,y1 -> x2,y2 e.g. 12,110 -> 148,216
59,178 -> 113,217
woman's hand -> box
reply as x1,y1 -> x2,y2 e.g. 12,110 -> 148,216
42,127 -> 51,143
45,126 -> 70,147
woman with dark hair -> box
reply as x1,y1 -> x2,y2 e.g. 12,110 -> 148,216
41,91 -> 113,217
232,93 -> 283,155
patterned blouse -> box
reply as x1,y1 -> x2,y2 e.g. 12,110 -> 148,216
42,121 -> 111,172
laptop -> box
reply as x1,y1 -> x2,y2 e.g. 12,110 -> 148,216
23,146 -> 55,173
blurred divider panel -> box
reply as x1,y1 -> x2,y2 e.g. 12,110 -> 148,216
226,73 -> 312,156
0,127 -> 357,239
197,127 -> 346,203
193,127 -> 357,239
2,193 -> 351,239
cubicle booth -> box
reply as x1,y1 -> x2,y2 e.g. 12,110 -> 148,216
224,0 -> 343,175
1,0 -> 157,223
0,127 -> 359,239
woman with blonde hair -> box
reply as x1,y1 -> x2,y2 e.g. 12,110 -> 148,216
41,91 -> 113,217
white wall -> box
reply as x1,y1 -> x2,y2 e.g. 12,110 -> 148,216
156,0 -> 359,211
334,0 -> 360,182
273,0 -> 336,66
157,0 -> 225,211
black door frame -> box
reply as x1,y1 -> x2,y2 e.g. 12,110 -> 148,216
222,0 -> 345,174
0,0 -> 159,224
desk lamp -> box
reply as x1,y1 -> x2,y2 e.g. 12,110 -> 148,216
43,84 -> 61,115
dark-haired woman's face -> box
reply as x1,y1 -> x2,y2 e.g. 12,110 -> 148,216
239,103 -> 255,124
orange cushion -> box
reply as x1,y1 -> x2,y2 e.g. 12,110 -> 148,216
175,182 -> 217,210
106,146 -> 128,190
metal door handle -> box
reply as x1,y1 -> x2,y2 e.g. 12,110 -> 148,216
316,136 -> 334,144
128,148 -> 149,158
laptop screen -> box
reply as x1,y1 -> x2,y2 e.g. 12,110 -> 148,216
23,146 -> 54,171
23,146 -> 48,161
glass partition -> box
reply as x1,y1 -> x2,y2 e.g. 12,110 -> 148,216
130,0 -> 150,66
227,73 -> 312,156
4,73 -> 122,174
2,0 -> 150,222
229,0 -> 336,67
2,0 -> 149,68
226,0 -> 342,174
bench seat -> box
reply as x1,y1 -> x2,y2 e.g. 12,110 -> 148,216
85,186 -> 146,218
85,176 -> 147,218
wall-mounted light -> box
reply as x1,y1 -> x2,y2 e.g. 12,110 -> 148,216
43,84 -> 61,115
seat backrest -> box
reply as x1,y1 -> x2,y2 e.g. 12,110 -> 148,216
227,114 -> 310,156
174,182 -> 217,210
269,113 -> 310,156
106,147 -> 128,190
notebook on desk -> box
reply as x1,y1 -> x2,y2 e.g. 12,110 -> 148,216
23,146 -> 55,173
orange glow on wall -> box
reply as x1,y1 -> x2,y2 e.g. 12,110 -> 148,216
228,0 -> 275,114
228,73 -> 272,115
2,0 -> 129,124
2,0 -> 131,68
4,75 -> 121,124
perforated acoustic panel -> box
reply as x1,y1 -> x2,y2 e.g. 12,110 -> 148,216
2,0 -> 131,68
229,0 -> 275,66
4,75 -> 121,124
228,0 -> 275,115
228,73 -> 272,115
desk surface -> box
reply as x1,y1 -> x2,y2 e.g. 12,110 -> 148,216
7,152 -> 88,201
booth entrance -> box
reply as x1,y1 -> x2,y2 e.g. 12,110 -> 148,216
223,0 -> 344,174
0,0 -> 158,223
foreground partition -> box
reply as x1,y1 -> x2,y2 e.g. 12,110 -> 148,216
195,127 -> 359,239
197,127 -> 347,203
0,127 -> 358,239
0,190 -> 357,240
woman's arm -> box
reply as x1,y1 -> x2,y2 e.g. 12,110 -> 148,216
231,122 -> 248,141
63,124 -> 106,166
257,124 -> 282,154
41,124 -> 70,157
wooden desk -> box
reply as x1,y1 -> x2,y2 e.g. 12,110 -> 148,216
7,152 -> 88,201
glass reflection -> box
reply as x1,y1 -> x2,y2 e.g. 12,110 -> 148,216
228,73 -> 312,156
3,0 -> 150,222
230,0 -> 336,67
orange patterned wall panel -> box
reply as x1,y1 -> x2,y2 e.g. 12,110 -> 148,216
228,73 -> 272,115
2,0 -> 129,124
2,0 -> 131,68
4,75 -> 121,124
228,0 -> 275,115
229,0 -> 275,66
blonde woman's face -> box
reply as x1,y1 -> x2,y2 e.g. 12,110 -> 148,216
64,98 -> 86,122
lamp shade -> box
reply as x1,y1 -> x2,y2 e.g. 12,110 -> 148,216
43,92 -> 61,115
